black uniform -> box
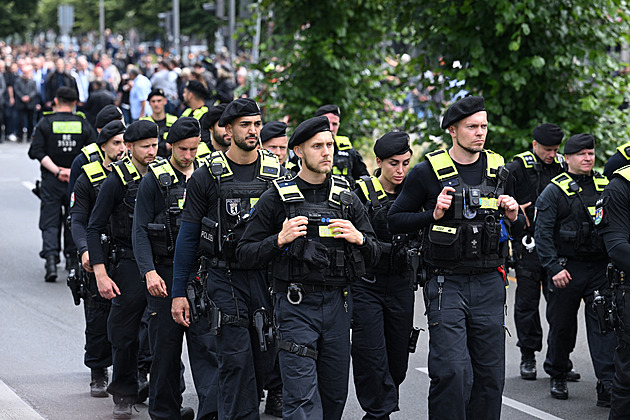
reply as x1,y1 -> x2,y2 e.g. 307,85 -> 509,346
603,141 -> 630,179
352,176 -> 415,419
86,156 -> 149,404
28,111 -> 93,265
236,174 -> 379,420
172,150 -> 285,419
535,171 -> 615,396
596,166 -> 630,418
140,114 -> 178,158
132,158 -> 218,419
388,149 -> 522,420
506,151 -> 565,358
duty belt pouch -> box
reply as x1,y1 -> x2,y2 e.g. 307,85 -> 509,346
464,224 -> 482,258
346,248 -> 366,281
200,217 -> 219,256
428,224 -> 461,261
482,221 -> 501,254
147,223 -> 169,256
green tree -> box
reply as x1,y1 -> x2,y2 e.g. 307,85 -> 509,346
0,0 -> 38,37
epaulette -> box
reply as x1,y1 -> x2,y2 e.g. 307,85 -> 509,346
113,155 -> 141,186
356,175 -> 387,208
149,159 -> 179,188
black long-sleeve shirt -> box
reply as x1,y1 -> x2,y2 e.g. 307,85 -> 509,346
597,176 -> 630,274
70,170 -> 101,257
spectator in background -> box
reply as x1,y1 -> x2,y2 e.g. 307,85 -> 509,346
101,54 -> 121,91
45,58 -> 78,110
32,56 -> 48,119
116,70 -> 132,124
14,64 -> 40,142
72,56 -> 91,106
0,60 -> 6,141
4,61 -> 17,141
89,66 -> 115,94
150,61 -> 178,115
213,66 -> 236,104
128,67 -> 151,122
83,80 -> 115,129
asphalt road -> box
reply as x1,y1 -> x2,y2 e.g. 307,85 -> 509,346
0,140 -> 613,419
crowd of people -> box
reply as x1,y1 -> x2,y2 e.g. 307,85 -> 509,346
15,36 -> 630,420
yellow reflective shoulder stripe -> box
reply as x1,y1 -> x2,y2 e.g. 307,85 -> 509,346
426,149 -> 458,181
332,166 -> 348,175
52,120 -> 83,134
614,165 -> 630,182
594,174 -> 608,192
82,143 -> 103,162
196,142 -> 212,160
193,107 -> 208,120
551,173 -> 577,196
617,141 -> 630,160
284,161 -> 297,171
515,151 -> 536,169
208,151 -> 233,178
258,150 -> 281,179
334,135 -> 352,151
113,156 -> 141,186
149,160 -> 179,186
75,111 -> 86,120
484,150 -> 504,178
82,161 -> 107,184
356,175 -> 387,204
166,114 -> 178,125
273,177 -> 305,202
181,108 -> 192,117
329,175 -> 350,206
140,116 -> 154,122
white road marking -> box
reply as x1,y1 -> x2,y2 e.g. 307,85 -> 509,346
415,367 -> 564,420
0,380 -> 45,419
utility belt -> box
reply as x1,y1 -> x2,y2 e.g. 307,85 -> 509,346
154,255 -> 175,266
429,266 -> 498,276
592,263 -> 625,337
199,255 -> 247,270
373,233 -> 412,275
116,247 -> 136,260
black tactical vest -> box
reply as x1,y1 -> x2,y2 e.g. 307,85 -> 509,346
332,135 -> 355,185
109,155 -> 143,245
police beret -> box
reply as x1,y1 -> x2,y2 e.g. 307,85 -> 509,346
166,117 -> 201,144
56,86 -> 78,102
261,121 -> 287,143
148,88 -> 166,101
314,104 -> 341,118
95,105 -> 124,129
373,131 -> 411,160
440,96 -> 486,130
123,120 -> 159,143
288,116 -> 331,149
201,103 -> 227,130
533,123 -> 564,146
185,80 -> 209,99
218,98 -> 261,127
564,133 -> 595,155
96,120 -> 126,145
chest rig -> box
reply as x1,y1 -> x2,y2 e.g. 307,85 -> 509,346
331,136 -> 355,183
110,155 -> 143,245
199,150 -> 281,265
81,142 -> 104,164
551,172 -> 608,258
146,159 -> 186,257
81,160 -> 108,195
271,175 -> 359,286
423,149 -> 509,271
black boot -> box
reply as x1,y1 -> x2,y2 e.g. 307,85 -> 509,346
90,368 -> 109,398
65,254 -> 78,271
519,349 -> 536,380
136,368 -> 149,404
113,395 -> 133,419
45,256 -> 57,282
180,406 -> 195,420
550,375 -> 568,400
264,386 -> 283,418
567,368 -> 581,382
597,380 -> 612,407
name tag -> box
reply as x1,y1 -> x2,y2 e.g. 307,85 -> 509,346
432,225 -> 457,234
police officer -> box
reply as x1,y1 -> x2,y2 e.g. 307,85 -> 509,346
352,131 -> 415,419
201,103 -> 231,153
181,80 -> 212,145
595,164 -> 630,418
86,120 -> 159,419
171,98 -> 284,419
28,86 -> 95,281
603,140 -> 630,178
388,96 -> 522,419
313,104 -> 368,187
535,133 -> 616,404
132,117 -> 215,420
69,120 -> 126,398
506,123 -> 572,380
141,87 -> 178,158
236,116 -> 379,419
261,120 -> 297,174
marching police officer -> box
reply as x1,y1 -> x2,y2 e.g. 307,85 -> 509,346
171,98 -> 284,419
181,80 -> 212,145
506,123 -> 571,380
132,117 -> 215,420
86,120 -> 159,419
236,116 -> 379,420
261,120 -> 297,174
595,164 -> 630,418
28,86 -> 95,281
69,120 -> 126,397
535,133 -> 616,404
201,103 -> 231,153
352,131 -> 415,419
388,96 -> 522,419
140,87 -> 178,158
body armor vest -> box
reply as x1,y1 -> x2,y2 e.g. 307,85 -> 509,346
423,149 -> 509,271
110,155 -> 143,245
616,141 -> 630,160
147,159 -> 186,257
81,143 -> 104,164
332,135 -> 354,181
199,150 -> 281,264
271,175 -> 355,286
181,106 -> 208,120
141,114 -> 178,140
81,160 -> 108,195
551,172 -> 608,258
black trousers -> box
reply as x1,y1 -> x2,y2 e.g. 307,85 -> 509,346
38,171 -> 76,261
544,258 -> 615,385
514,247 -> 548,353
351,272 -> 414,420
610,283 -> 630,420
207,267 -> 274,420
83,271 -> 112,369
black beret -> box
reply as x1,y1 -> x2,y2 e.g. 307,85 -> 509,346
166,117 -> 201,144
148,88 -> 166,101
564,133 -> 595,155
56,86 -> 78,102
96,120 -> 126,145
373,131 -> 411,160
218,98 -> 261,127
314,104 -> 341,118
261,121 -> 287,143
202,103 -> 227,130
185,80 -> 209,99
124,120 -> 159,143
288,116 -> 331,149
441,96 -> 486,129
533,123 -> 564,146
95,105 -> 124,129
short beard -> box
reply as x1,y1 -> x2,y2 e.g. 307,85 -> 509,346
455,136 -> 483,154
212,130 -> 231,148
233,135 -> 258,152
303,157 -> 330,174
